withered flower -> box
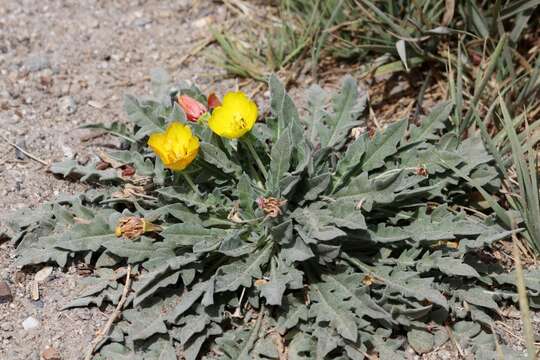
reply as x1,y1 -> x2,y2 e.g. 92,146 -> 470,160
115,216 -> 161,240
415,166 -> 428,177
257,196 -> 287,218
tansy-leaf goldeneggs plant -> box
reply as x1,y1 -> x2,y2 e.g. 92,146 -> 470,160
7,72 -> 539,359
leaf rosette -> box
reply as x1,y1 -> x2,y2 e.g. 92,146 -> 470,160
8,72 -> 536,360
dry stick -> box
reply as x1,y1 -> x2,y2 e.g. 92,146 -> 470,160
445,324 -> 465,358
511,225 -> 537,360
0,135 -> 49,166
173,35 -> 214,69
84,265 -> 132,360
490,324 -> 505,360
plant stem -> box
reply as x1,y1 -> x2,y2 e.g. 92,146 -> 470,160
511,223 -> 536,360
244,138 -> 268,181
182,172 -> 200,195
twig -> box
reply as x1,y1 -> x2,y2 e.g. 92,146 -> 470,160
445,324 -> 465,358
490,324 -> 505,360
232,287 -> 247,318
172,35 -> 214,69
249,82 -> 265,99
369,106 -> 381,130
495,320 -> 525,344
84,264 -> 132,360
511,223 -> 537,360
0,135 -> 49,166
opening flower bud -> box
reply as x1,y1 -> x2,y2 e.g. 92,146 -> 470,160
178,95 -> 207,122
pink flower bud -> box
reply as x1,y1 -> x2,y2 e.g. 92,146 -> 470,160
178,95 -> 207,122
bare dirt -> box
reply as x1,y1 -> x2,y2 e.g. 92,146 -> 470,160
0,1 -> 236,359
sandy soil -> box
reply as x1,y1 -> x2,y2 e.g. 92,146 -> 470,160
0,1 -> 236,359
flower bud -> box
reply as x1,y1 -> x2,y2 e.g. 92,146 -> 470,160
178,95 -> 207,122
207,92 -> 221,110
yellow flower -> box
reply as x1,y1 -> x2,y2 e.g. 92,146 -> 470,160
148,122 -> 200,171
208,91 -> 258,139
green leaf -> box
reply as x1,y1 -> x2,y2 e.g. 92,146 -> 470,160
322,76 -> 367,149
169,281 -> 210,322
269,74 -> 301,140
281,236 -> 315,264
133,255 -> 196,306
409,101 -> 453,141
50,160 -> 121,183
268,129 -> 292,194
332,171 -> 402,211
173,313 -> 211,345
305,85 -> 328,145
200,142 -> 241,175
259,258 -> 303,305
215,244 -> 272,292
161,223 -> 226,247
362,119 -> 407,172
99,343 -> 133,360
157,187 -> 217,214
396,40 -> 408,71
288,332 -> 315,360
182,323 -> 222,360
334,135 -> 368,186
456,288 -> 499,311
103,237 -> 170,264
292,205 -> 347,242
322,271 -> 392,322
219,229 -> 254,257
237,174 -> 256,219
437,258 -> 480,278
276,296 -> 309,335
54,213 -> 117,253
407,329 -> 434,354
310,281 -> 358,342
123,95 -> 165,139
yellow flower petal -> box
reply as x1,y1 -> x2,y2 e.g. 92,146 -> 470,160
147,122 -> 200,171
148,133 -> 170,164
208,91 -> 258,139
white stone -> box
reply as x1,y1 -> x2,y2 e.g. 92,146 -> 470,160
22,316 -> 40,330
35,266 -> 53,283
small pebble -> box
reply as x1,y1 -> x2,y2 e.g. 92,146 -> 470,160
0,322 -> 13,332
35,266 -> 53,283
14,271 -> 25,284
24,55 -> 50,72
87,100 -> 104,109
0,281 -> 13,303
22,316 -> 40,330
133,17 -> 151,27
41,346 -> 61,360
59,96 -> 77,115
15,140 -> 26,160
